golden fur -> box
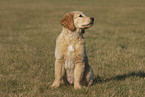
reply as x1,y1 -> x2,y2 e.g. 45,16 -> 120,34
51,11 -> 94,90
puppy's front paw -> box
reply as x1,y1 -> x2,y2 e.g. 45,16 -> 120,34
74,83 -> 82,90
51,82 -> 60,88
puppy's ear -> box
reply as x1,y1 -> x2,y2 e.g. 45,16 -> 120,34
60,13 -> 75,31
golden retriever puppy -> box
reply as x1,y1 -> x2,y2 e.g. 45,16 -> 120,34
51,11 -> 94,90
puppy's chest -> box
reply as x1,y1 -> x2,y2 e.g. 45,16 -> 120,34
65,44 -> 75,70
64,37 -> 84,70
67,45 -> 75,54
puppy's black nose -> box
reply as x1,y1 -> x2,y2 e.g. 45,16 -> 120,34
90,17 -> 94,21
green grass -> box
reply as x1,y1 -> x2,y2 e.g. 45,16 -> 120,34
0,0 -> 145,96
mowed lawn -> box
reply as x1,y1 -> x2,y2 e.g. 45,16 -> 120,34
0,0 -> 145,96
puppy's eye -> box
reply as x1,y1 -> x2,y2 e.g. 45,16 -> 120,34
79,15 -> 83,17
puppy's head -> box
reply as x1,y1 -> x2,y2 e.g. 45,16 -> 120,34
60,11 -> 94,31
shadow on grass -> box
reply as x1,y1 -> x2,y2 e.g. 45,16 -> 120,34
94,71 -> 145,84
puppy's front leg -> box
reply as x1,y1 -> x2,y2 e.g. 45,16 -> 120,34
51,59 -> 64,88
74,60 -> 85,90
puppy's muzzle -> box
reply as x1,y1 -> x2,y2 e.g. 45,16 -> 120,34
90,17 -> 94,22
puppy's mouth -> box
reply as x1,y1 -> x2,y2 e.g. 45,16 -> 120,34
82,22 -> 94,28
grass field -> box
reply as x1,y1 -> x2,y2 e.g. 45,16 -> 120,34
0,0 -> 145,96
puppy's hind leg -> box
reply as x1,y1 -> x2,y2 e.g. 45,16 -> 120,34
86,65 -> 94,87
